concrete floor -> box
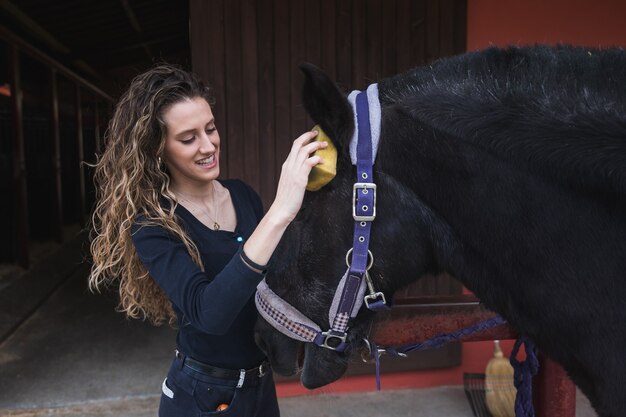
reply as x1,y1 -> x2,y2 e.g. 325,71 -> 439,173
0,240 -> 598,417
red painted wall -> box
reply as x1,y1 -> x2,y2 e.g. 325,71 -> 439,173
467,0 -> 626,50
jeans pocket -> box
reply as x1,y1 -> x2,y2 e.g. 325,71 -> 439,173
159,376 -> 196,417
193,381 -> 239,415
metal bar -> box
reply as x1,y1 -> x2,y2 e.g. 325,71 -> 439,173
49,68 -> 63,242
75,85 -> 85,225
0,0 -> 70,54
8,43 -> 29,267
0,26 -> 113,103
94,96 -> 101,154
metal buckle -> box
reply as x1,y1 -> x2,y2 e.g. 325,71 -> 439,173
258,362 -> 266,378
360,339 -> 407,363
321,330 -> 348,351
352,182 -> 377,221
363,271 -> 386,308
364,292 -> 387,308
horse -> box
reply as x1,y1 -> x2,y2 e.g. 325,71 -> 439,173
254,45 -> 626,417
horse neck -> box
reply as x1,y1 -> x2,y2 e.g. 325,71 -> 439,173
375,108 -> 598,307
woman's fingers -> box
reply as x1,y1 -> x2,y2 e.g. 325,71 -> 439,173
283,131 -> 328,174
290,130 -> 318,153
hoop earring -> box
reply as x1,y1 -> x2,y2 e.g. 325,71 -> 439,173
158,157 -> 164,170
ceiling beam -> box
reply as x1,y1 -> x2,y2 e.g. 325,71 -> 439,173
0,0 -> 103,81
119,0 -> 153,60
0,0 -> 70,54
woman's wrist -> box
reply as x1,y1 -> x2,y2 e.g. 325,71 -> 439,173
265,204 -> 295,228
239,246 -> 268,273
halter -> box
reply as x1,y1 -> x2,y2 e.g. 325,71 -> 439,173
256,84 -> 387,352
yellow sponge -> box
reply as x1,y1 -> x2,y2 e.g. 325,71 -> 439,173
306,125 -> 337,191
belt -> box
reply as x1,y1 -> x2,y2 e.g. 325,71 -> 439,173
175,350 -> 268,388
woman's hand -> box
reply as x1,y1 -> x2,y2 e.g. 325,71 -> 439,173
268,130 -> 327,224
242,130 -> 327,267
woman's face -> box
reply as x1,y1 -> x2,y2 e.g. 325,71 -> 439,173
162,97 -> 220,189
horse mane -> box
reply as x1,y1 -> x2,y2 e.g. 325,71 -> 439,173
379,45 -> 626,201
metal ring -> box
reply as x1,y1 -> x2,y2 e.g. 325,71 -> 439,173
345,248 -> 374,270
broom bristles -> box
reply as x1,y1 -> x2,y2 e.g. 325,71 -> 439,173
485,340 -> 516,417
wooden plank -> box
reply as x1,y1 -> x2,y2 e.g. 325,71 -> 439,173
411,0 -> 427,65
50,68 -> 63,242
381,0 -> 397,78
351,0 -> 366,89
320,0 -> 337,81
9,44 -> 29,267
438,0 -> 455,57
289,0 -> 307,138
241,0 -> 260,190
224,0 -> 244,180
366,0 -> 383,81
425,0 -> 440,62
335,0 -> 352,89
190,0 -> 229,176
305,0 -> 321,67
453,0 -> 467,53
395,0 -> 412,72
256,0 -> 277,207
304,0 -> 321,130
273,0 -> 291,171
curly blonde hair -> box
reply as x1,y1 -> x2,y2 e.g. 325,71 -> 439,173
89,64 -> 215,325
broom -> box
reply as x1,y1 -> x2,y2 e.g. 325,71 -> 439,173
485,340 -> 516,417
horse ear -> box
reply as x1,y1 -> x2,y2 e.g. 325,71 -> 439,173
300,63 -> 353,154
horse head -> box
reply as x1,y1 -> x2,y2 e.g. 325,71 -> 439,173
254,63 -> 443,388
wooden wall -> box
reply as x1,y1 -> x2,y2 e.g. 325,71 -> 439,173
190,0 -> 467,209
189,0 -> 468,371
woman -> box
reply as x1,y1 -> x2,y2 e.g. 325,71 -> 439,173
89,64 -> 325,416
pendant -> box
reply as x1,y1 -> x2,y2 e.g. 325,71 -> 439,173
213,222 -> 220,231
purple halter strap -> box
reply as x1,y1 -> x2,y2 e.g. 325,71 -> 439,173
255,85 -> 387,353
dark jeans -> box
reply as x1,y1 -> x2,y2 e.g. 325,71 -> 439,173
159,355 -> 280,417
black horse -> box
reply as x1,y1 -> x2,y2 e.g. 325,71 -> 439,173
255,45 -> 626,417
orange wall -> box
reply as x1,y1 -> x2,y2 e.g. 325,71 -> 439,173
467,0 -> 626,50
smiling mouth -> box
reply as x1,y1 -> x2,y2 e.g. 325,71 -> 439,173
196,154 -> 216,166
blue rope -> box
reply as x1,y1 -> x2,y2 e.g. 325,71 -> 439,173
370,316 -> 506,390
385,315 -> 508,356
369,316 -> 540,417
510,336 -> 539,417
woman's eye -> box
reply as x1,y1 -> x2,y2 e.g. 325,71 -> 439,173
206,127 -> 217,134
181,136 -> 195,144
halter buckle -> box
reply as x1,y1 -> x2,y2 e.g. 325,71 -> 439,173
321,330 -> 348,351
364,291 -> 387,308
352,183 -> 377,221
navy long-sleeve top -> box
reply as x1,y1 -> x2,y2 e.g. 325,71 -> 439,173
131,179 -> 266,369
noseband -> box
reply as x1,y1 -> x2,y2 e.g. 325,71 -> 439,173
255,84 -> 388,353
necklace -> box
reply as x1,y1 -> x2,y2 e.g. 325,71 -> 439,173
175,184 -> 221,231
